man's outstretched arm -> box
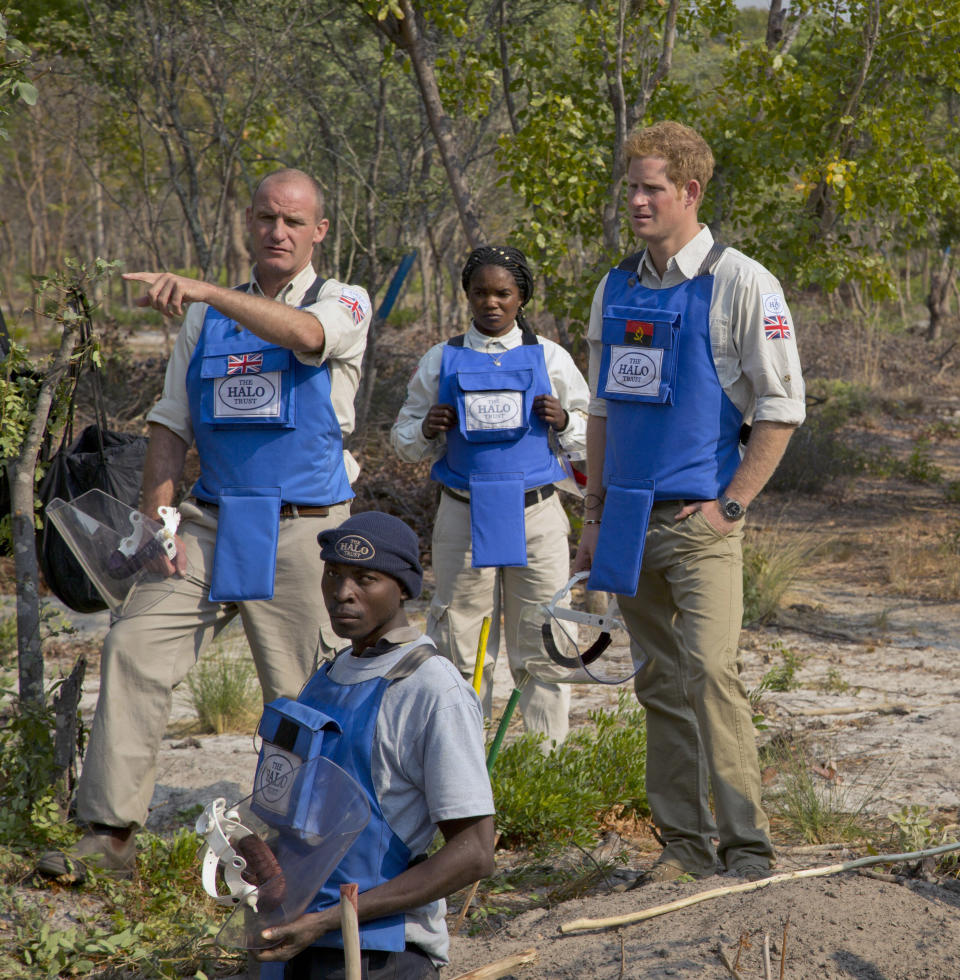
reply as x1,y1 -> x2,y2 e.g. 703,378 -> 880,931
122,272 -> 326,353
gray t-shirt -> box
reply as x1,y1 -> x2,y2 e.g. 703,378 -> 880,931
327,629 -> 494,963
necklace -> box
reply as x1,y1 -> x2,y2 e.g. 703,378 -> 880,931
477,341 -> 508,366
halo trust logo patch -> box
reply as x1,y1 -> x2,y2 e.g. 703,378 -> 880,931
336,534 -> 375,561
465,390 -> 521,428
611,349 -> 657,387
215,373 -> 278,411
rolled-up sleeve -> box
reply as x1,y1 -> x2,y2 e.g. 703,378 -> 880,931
713,258 -> 806,426
297,280 -> 369,367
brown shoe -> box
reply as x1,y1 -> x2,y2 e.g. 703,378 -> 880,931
36,825 -> 137,882
627,861 -> 696,889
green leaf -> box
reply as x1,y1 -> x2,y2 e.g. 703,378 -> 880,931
17,81 -> 38,105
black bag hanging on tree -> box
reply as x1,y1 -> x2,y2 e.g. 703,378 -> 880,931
37,291 -> 148,613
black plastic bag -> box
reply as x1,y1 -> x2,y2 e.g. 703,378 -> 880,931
38,424 -> 148,613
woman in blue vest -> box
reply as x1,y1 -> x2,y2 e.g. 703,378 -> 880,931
391,246 -> 589,744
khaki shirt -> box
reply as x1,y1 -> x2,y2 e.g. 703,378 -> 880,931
146,263 -> 370,481
587,226 -> 806,426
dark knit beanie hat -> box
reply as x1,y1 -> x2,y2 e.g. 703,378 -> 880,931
317,511 -> 423,599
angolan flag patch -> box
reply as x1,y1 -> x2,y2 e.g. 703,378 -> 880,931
624,319 -> 654,345
763,314 -> 791,340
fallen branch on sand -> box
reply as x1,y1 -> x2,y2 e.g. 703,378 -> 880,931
449,948 -> 539,979
560,840 -> 960,935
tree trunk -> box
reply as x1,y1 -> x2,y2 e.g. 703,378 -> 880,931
53,656 -> 86,806
351,64 -> 387,448
600,0 -> 679,254
377,1 -> 485,248
927,249 -> 956,341
11,308 -> 82,706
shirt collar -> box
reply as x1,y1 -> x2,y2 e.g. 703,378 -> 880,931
639,225 -> 714,284
466,321 -> 522,350
353,625 -> 422,658
248,263 -> 319,306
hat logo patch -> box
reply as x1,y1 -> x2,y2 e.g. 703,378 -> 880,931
336,534 -> 375,561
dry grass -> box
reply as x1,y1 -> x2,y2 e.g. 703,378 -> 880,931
883,523 -> 960,600
185,645 -> 262,734
742,524 -> 820,625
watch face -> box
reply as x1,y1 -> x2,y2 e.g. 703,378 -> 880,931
721,497 -> 744,520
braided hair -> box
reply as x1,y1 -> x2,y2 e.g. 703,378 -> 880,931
460,245 -> 535,334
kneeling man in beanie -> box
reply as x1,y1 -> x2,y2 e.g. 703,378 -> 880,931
255,511 -> 495,979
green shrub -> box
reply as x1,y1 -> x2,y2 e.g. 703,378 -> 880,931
490,692 -> 648,853
186,647 -> 261,734
901,439 -> 943,484
0,688 -> 75,850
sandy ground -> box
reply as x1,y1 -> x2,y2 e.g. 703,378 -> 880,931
29,556 -> 960,979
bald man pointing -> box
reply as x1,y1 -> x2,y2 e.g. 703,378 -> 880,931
39,168 -> 371,880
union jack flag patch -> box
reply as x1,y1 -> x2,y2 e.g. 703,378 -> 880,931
227,352 -> 263,374
763,314 -> 791,340
338,286 -> 370,325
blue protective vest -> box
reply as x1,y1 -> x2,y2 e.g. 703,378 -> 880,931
588,243 -> 743,595
184,279 -> 353,601
185,280 -> 352,509
254,641 -> 436,953
430,331 -> 567,567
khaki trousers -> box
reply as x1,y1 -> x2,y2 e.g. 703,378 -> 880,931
427,491 -> 572,744
617,503 -> 773,874
76,498 -> 351,829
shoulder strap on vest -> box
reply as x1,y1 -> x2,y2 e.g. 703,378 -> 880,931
447,334 -> 466,347
230,275 -> 326,305
385,642 -> 437,681
301,275 -> 325,306
617,251 -> 644,273
696,241 -> 727,277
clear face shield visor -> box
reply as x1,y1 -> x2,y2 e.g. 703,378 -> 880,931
195,755 -> 370,950
518,572 -> 648,685
44,488 -> 186,614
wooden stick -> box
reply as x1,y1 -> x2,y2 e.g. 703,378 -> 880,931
449,947 -> 539,979
560,840 -> 960,934
780,914 -> 790,980
717,946 -> 744,979
762,932 -> 772,980
339,883 -> 361,980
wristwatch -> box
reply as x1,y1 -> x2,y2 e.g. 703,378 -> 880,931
718,493 -> 746,522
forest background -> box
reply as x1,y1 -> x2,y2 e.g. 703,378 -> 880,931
3,0 -> 959,371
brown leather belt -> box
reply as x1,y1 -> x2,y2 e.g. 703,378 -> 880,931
441,483 -> 556,508
193,497 -> 342,518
